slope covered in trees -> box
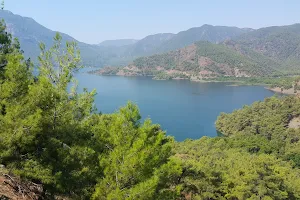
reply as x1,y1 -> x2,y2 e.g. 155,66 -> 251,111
216,96 -> 300,167
94,41 -> 281,80
174,137 -> 300,199
227,24 -> 300,74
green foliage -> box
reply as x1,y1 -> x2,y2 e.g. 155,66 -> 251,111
216,96 -> 300,137
0,32 -> 100,197
133,53 -> 176,70
216,96 -> 300,167
89,66 -> 122,75
153,72 -> 172,80
38,32 -> 82,90
0,19 -> 24,80
0,29 -> 177,199
175,137 -> 300,199
92,103 -> 179,199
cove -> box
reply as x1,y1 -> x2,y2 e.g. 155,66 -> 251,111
75,70 -> 275,141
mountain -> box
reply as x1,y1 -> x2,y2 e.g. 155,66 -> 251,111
94,23 -> 300,79
125,33 -> 175,56
0,10 -> 125,67
0,10 -> 252,67
156,24 -> 252,53
4,9 -> 299,72
93,41 -> 280,80
124,25 -> 252,57
98,39 -> 138,47
227,24 -> 300,74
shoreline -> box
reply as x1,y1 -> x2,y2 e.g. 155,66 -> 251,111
88,72 -> 299,94
265,87 -> 299,95
90,72 -> 244,83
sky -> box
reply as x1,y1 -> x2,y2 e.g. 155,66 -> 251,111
5,0 -> 300,44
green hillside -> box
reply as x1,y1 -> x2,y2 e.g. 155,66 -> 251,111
96,41 -> 281,80
231,24 -> 300,74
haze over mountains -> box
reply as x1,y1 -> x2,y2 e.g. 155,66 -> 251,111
0,10 -> 252,67
96,23 -> 300,79
1,9 -> 300,78
98,39 -> 138,47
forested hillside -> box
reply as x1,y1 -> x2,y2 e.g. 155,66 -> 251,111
216,96 -> 300,169
94,41 -> 281,80
227,23 -> 300,74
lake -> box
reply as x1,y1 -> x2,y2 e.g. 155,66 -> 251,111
75,70 -> 275,141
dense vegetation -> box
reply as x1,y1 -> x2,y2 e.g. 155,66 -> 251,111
216,96 -> 300,167
194,41 -> 279,76
2,17 -> 300,199
175,137 -> 300,199
168,96 -> 300,199
233,24 -> 300,74
97,41 -> 282,79
0,20 -> 181,199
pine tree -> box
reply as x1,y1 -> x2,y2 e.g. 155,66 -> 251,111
92,102 -> 181,199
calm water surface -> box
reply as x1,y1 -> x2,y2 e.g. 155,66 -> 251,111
75,70 -> 275,141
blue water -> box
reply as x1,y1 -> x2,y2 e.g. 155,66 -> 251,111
74,70 -> 275,141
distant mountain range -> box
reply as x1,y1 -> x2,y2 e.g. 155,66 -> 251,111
0,10 -> 253,67
0,10 -> 122,67
96,23 -> 300,79
1,10 -> 300,79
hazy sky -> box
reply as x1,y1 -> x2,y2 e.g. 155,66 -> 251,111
5,0 -> 300,44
